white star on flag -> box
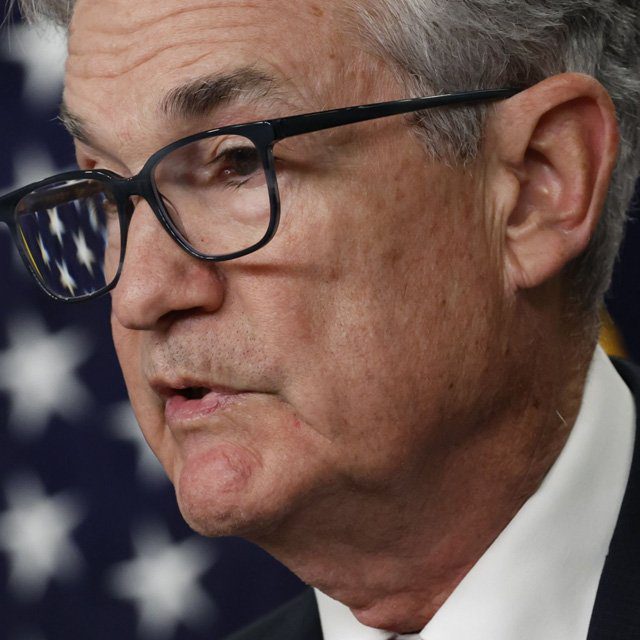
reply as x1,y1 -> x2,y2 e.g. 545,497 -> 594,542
0,473 -> 85,600
72,229 -> 96,275
48,208 -> 65,245
56,259 -> 77,295
87,199 -> 101,233
11,144 -> 60,188
108,521 -> 217,639
109,401 -> 169,485
36,233 -> 51,269
1,22 -> 66,106
0,314 -> 92,437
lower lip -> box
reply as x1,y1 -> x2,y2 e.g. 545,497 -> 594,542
165,389 -> 238,424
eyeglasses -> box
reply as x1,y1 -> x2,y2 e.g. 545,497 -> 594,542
0,88 -> 519,302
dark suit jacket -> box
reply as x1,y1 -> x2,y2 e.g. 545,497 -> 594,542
227,358 -> 640,640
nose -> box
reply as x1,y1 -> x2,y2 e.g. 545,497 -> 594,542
111,199 -> 225,330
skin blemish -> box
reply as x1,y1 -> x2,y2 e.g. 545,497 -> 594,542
310,5 -> 324,17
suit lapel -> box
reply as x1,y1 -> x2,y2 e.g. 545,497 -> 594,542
278,588 -> 323,640
587,358 -> 640,639
226,588 -> 322,640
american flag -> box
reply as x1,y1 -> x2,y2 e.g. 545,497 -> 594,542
0,7 -> 639,640
0,10 -> 304,640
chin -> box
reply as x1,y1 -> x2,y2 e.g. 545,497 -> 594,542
176,497 -> 258,538
175,486 -> 287,540
172,441 -> 286,538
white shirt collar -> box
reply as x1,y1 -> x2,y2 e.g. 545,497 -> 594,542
316,347 -> 635,640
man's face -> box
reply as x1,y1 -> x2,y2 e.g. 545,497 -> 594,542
64,0 -> 505,540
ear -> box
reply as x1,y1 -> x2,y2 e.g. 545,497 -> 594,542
485,73 -> 620,292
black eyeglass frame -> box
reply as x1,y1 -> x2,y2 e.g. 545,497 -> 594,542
0,88 -> 520,303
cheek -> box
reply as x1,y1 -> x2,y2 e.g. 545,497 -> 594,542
265,158 -> 495,458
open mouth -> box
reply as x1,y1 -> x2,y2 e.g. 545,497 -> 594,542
151,379 -> 244,424
175,386 -> 210,400
162,384 -> 240,423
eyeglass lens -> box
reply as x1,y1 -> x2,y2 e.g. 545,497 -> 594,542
15,178 -> 122,300
11,134 -> 273,300
152,134 -> 272,257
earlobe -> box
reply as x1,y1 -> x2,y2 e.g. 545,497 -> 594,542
488,74 -> 620,292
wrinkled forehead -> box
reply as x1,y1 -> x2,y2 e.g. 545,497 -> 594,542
67,0 -> 336,80
63,0 -> 374,158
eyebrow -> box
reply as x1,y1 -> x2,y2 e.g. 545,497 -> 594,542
160,67 -> 279,120
58,102 -> 94,147
58,67 -> 281,148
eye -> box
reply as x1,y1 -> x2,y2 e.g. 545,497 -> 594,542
153,135 -> 267,192
215,146 -> 261,181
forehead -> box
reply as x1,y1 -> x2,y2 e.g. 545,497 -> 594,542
64,0 -> 367,156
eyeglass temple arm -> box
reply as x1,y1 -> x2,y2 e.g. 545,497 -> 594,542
272,88 -> 521,141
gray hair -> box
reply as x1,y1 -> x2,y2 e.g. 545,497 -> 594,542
11,0 -> 640,315
12,0 -> 72,25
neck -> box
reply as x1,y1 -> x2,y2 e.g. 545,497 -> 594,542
255,327 -> 595,633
